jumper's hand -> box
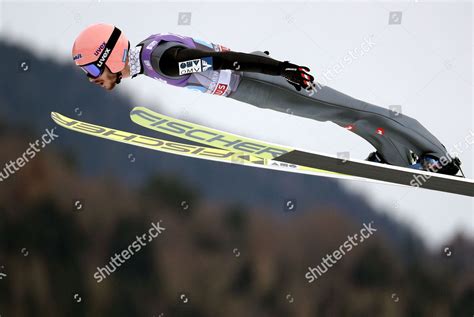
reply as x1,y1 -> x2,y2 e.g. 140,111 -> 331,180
279,61 -> 314,91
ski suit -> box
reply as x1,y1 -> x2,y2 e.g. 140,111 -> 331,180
133,33 -> 449,167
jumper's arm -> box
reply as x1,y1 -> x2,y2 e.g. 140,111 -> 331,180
159,46 -> 315,91
159,47 -> 282,76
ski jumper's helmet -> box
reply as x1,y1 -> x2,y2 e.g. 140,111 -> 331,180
72,23 -> 129,78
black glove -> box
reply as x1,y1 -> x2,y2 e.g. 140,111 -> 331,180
279,61 -> 314,91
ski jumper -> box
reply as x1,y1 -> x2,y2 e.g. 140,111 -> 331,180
132,33 -> 449,167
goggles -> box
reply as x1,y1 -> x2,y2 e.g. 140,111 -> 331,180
79,27 -> 122,78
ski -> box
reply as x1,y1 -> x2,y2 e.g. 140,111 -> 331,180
130,106 -> 474,197
50,112 -> 387,184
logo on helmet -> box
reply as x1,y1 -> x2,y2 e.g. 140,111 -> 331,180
94,42 -> 107,56
73,53 -> 83,61
97,48 -> 111,67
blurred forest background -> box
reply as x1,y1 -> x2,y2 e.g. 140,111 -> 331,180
0,39 -> 473,317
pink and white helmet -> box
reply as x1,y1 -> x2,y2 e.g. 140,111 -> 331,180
72,23 -> 129,77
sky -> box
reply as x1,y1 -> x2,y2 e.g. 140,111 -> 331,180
0,0 -> 472,249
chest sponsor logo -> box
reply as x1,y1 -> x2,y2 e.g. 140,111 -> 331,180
179,59 -> 203,75
201,57 -> 213,71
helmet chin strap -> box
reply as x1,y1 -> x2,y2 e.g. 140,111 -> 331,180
115,72 -> 123,84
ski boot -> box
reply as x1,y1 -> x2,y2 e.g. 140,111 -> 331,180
410,154 -> 462,176
365,151 -> 387,164
366,151 -> 417,165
